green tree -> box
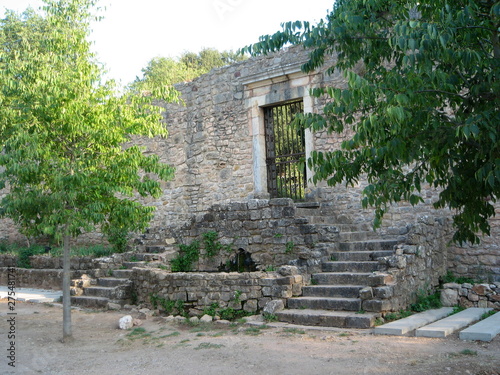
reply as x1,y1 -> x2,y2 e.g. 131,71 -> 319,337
243,0 -> 500,244
130,48 -> 246,93
0,0 -> 175,341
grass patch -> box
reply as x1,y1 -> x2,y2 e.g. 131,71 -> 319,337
194,342 -> 225,350
481,310 -> 497,320
282,328 -> 306,335
450,349 -> 478,357
410,290 -> 442,312
243,325 -> 270,336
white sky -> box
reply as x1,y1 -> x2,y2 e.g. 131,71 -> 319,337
2,0 -> 334,87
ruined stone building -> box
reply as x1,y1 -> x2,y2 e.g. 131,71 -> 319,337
1,46 -> 499,292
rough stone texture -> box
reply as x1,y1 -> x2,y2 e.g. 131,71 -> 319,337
449,282 -> 500,310
440,289 -> 459,307
118,315 -> 133,330
131,268 -> 303,315
377,216 -> 451,310
263,299 -> 285,314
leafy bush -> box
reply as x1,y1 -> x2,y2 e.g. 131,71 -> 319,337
170,241 -> 200,272
410,291 -> 442,312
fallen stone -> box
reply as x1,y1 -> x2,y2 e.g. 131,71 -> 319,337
132,319 -> 142,327
200,314 -> 213,323
189,316 -> 199,324
118,315 -> 133,330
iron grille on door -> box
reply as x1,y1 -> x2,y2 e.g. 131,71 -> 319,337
264,100 -> 306,200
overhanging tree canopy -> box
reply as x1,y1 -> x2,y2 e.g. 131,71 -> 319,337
243,0 -> 500,244
0,0 -> 175,340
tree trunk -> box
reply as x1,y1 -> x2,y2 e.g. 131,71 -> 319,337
62,229 -> 72,342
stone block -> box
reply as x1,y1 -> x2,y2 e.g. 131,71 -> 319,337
263,299 -> 284,314
440,288 -> 459,307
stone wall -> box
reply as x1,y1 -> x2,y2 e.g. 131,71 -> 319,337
131,266 -> 304,315
377,215 -> 452,310
140,198 -> 338,274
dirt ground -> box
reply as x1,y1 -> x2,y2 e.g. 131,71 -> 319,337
0,301 -> 499,375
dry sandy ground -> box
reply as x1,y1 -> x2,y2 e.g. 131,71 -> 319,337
0,301 -> 499,375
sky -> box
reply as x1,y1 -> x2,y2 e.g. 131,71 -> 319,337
2,0 -> 334,87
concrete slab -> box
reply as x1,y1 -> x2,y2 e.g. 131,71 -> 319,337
374,307 -> 454,336
416,307 -> 492,338
459,311 -> 500,342
0,286 -> 62,303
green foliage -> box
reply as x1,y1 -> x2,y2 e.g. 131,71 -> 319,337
202,231 -> 229,257
285,241 -> 295,254
16,246 -> 45,268
149,293 -> 185,316
129,48 -> 247,94
384,310 -> 414,322
410,290 -> 442,312
170,241 -> 200,272
203,302 -> 220,317
0,0 -> 175,248
481,310 -> 497,320
440,270 -> 476,285
243,0 -> 500,244
263,312 -> 278,322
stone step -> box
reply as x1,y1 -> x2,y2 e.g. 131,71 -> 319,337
374,307 -> 455,336
71,296 -> 109,309
276,308 -> 377,328
112,269 -> 134,279
123,261 -> 147,269
459,311 -> 500,342
330,251 -> 394,261
97,277 -> 128,287
288,296 -> 362,311
83,286 -> 119,299
339,239 -> 398,251
302,285 -> 364,298
312,272 -> 393,286
339,231 -> 381,242
415,307 -> 492,338
322,261 -> 379,273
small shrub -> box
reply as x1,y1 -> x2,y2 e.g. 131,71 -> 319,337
263,312 -> 278,322
170,241 -> 200,272
410,290 -> 442,312
285,241 -> 295,254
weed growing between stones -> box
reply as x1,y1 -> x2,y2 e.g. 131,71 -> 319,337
263,312 -> 278,322
481,310 -> 497,320
410,290 -> 442,312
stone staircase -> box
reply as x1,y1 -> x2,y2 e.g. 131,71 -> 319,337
71,268 -> 134,308
277,203 -> 402,328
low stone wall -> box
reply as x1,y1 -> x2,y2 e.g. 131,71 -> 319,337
139,198 -> 338,273
378,215 -> 452,311
441,282 -> 500,310
0,252 -> 131,271
131,265 -> 304,315
0,268 -> 89,290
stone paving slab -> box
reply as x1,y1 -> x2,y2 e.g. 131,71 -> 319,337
0,286 -> 62,303
374,307 -> 454,336
459,311 -> 500,342
415,307 -> 492,338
